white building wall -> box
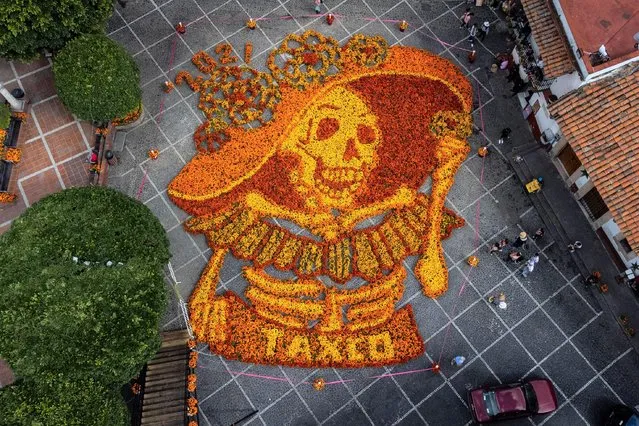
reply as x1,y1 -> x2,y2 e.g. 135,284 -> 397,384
550,72 -> 581,98
601,219 -> 639,268
574,175 -> 588,189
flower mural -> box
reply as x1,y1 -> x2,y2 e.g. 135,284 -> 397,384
168,31 -> 473,368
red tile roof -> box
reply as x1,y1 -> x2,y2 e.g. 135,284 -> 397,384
520,0 -> 575,78
549,66 -> 639,250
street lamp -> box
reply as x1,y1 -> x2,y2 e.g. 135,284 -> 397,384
0,82 -> 26,112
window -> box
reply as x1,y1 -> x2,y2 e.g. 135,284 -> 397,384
557,144 -> 582,176
523,383 -> 539,413
619,238 -> 633,254
483,391 -> 499,417
580,187 -> 609,220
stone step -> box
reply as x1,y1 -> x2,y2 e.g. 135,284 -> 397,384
112,130 -> 126,152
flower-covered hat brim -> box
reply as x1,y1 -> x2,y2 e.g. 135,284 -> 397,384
168,46 -> 472,213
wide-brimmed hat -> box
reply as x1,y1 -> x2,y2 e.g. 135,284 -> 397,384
519,231 -> 528,240
168,43 -> 473,214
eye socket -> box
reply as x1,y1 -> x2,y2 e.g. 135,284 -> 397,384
357,124 -> 377,145
316,117 -> 340,141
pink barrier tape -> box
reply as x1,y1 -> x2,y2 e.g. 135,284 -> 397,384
370,367 -> 435,379
229,370 -> 292,382
324,379 -> 355,385
361,17 -> 404,23
157,35 -> 178,123
475,79 -> 490,144
136,167 -> 149,200
415,27 -> 474,53
436,80 -> 487,364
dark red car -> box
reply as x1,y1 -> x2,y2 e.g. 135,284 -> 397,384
468,378 -> 558,423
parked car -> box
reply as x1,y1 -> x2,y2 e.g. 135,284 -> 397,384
468,378 -> 558,423
604,405 -> 639,426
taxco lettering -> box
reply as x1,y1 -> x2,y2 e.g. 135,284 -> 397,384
263,329 -> 395,362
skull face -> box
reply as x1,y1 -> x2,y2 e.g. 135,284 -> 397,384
285,86 -> 381,210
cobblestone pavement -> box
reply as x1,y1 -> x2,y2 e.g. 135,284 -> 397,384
106,0 -> 639,424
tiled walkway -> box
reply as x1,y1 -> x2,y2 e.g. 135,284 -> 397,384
0,59 -> 95,234
102,0 -> 639,425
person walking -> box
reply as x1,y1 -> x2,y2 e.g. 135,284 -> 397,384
468,23 -> 478,44
498,127 -> 511,144
451,355 -> 466,367
531,228 -> 544,241
478,21 -> 490,41
512,231 -> 528,248
314,0 -> 321,14
460,9 -> 474,28
521,253 -> 540,278
488,292 -> 507,309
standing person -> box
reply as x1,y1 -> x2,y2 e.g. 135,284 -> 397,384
488,292 -> 507,309
521,253 -> 540,277
468,23 -> 478,44
498,127 -> 512,144
531,228 -> 544,241
511,75 -> 527,94
507,250 -> 523,263
489,238 -> 509,255
451,355 -> 466,367
460,9 -> 474,28
314,0 -> 321,14
512,231 -> 527,248
478,21 -> 490,41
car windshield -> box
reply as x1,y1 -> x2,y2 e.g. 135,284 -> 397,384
483,391 -> 499,416
523,383 -> 538,412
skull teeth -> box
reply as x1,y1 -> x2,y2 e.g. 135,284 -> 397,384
317,183 -> 352,199
320,168 -> 362,184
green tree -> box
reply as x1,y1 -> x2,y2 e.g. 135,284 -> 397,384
0,0 -> 114,61
54,34 -> 141,121
0,187 -> 170,423
0,378 -> 129,426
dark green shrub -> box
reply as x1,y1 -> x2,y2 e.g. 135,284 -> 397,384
0,187 -> 170,423
0,103 -> 10,129
0,0 -> 114,61
0,378 -> 129,426
54,34 -> 141,121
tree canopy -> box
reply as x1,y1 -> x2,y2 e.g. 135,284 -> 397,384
54,34 -> 141,121
0,187 -> 170,424
0,0 -> 114,61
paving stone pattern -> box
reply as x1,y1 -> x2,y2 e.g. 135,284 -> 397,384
0,61 -> 97,233
105,1 -> 639,425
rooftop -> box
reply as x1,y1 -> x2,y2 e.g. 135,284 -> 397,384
557,0 -> 639,72
520,0 -> 575,78
549,66 -> 639,250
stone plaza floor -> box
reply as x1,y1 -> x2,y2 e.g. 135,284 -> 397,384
105,0 -> 639,425
0,59 -> 96,233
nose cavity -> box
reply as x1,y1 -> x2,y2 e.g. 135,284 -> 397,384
343,138 -> 359,162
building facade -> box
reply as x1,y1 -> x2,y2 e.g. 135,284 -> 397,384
509,0 -> 639,274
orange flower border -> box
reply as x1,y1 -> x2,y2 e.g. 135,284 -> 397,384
112,103 -> 142,126
186,348 -> 199,424
0,192 -> 17,204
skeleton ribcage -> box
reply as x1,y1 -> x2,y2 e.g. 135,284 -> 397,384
244,267 -> 406,332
